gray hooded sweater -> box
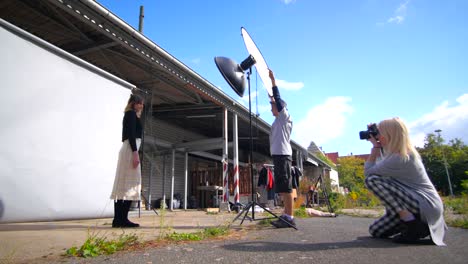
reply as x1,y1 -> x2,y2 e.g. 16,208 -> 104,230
365,153 -> 447,246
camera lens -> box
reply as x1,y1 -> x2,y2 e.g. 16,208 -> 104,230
359,131 -> 370,140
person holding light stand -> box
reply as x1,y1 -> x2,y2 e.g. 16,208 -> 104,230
267,69 -> 295,228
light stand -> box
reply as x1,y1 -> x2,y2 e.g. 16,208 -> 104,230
434,129 -> 454,196
137,89 -> 159,216
214,55 -> 296,229
310,174 -> 333,214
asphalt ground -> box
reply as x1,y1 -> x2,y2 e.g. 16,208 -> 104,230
0,210 -> 239,264
5,212 -> 466,264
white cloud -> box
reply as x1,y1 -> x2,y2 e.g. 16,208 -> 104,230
409,93 -> 468,147
379,0 -> 409,25
281,0 -> 296,5
396,1 -> 409,13
293,96 -> 354,149
388,15 -> 404,24
235,98 -> 246,108
276,79 -> 304,91
237,90 -> 258,105
258,104 -> 272,115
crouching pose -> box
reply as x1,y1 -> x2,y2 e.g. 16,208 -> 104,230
364,117 -> 446,245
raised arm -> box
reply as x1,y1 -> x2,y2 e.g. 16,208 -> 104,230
268,69 -> 284,112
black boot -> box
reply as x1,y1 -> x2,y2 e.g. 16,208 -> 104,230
375,225 -> 404,239
112,200 -> 125,228
122,200 -> 139,228
393,218 -> 430,244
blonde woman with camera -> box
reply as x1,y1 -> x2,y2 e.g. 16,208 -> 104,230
364,117 -> 446,245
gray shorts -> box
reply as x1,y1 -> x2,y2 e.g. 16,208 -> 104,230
272,155 -> 292,193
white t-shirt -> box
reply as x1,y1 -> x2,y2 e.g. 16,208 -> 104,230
269,107 -> 292,155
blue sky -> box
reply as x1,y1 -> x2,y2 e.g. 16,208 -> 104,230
98,0 -> 468,156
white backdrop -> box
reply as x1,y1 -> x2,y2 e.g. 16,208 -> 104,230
0,23 -> 132,222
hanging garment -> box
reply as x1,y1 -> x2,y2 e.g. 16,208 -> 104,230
258,167 -> 268,186
291,166 -> 302,189
267,168 -> 274,190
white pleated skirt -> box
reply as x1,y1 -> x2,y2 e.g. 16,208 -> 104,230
110,139 -> 141,201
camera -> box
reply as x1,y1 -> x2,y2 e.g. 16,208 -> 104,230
359,123 -> 379,140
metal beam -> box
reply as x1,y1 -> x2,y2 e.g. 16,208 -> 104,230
173,138 -> 224,151
190,151 -> 247,167
153,104 -> 220,112
47,0 -> 263,124
73,41 -> 119,56
104,48 -> 200,104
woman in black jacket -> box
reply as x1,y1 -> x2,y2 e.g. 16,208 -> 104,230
110,94 -> 144,228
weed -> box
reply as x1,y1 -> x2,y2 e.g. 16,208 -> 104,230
164,225 -> 229,242
166,232 -> 203,241
157,200 -> 173,238
202,225 -> 229,237
443,195 -> 468,229
258,218 -> 273,226
0,245 -> 19,264
445,216 -> 468,229
66,229 -> 139,258
443,194 -> 468,215
293,207 -> 308,218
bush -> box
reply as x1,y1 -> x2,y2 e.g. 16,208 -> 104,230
444,194 -> 468,214
357,189 -> 381,208
294,194 -> 306,209
328,192 -> 345,211
294,206 -> 308,218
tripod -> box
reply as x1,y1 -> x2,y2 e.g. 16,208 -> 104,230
309,174 -> 333,214
231,68 -> 296,229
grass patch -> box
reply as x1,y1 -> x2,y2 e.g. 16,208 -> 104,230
443,195 -> 468,229
293,207 -> 308,218
166,232 -> 203,241
203,225 -> 230,237
445,216 -> 468,229
443,195 -> 468,215
66,230 -> 139,258
257,218 -> 274,226
65,224 -> 231,259
165,225 -> 230,242
157,201 -> 173,239
0,246 -> 19,264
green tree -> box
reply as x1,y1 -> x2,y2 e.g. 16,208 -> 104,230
418,134 -> 468,195
337,156 -> 365,193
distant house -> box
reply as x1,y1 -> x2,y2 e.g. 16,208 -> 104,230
324,152 -> 339,164
307,142 -> 342,193
324,151 -> 371,195
325,152 -> 369,164
351,154 -> 370,161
